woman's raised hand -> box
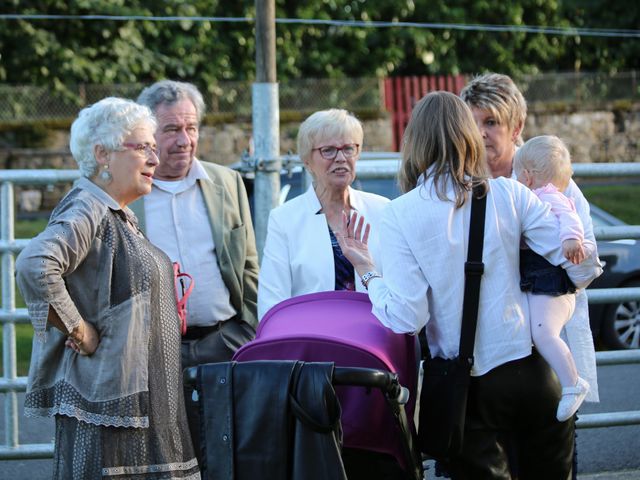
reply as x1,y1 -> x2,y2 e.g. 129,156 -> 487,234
336,211 -> 377,277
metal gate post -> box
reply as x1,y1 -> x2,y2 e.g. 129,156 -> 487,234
1,181 -> 19,449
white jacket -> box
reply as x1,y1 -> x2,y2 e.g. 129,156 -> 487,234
258,186 -> 390,320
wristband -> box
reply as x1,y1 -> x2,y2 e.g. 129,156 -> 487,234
361,271 -> 382,290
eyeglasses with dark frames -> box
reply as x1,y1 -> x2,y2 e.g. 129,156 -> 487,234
312,144 -> 360,160
120,143 -> 159,159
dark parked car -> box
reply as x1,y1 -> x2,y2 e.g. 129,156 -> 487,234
587,204 -> 640,349
241,159 -> 640,349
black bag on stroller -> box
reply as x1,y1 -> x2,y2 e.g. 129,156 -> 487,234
185,360 -> 422,480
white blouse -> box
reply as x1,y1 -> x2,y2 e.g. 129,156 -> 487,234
367,176 -> 602,377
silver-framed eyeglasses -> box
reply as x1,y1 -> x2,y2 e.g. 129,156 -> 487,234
313,143 -> 360,160
121,143 -> 159,159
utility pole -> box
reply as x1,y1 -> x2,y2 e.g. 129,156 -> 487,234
253,0 -> 280,259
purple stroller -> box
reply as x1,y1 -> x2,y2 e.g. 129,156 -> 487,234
232,291 -> 422,478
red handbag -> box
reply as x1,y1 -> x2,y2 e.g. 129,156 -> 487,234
173,262 -> 194,335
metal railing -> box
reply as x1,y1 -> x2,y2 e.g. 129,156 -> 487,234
1,170 -> 80,460
1,161 -> 640,459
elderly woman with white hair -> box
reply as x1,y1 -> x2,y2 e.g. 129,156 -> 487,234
258,110 -> 404,478
16,97 -> 200,479
258,108 -> 390,320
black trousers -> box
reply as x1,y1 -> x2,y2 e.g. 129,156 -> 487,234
449,350 -> 574,480
341,448 -> 410,480
181,318 -> 255,466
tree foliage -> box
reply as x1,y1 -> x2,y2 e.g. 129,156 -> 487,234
560,0 -> 640,72
0,0 -> 637,97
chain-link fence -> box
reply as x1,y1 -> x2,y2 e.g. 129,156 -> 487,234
0,78 -> 385,122
210,77 -> 384,115
517,71 -> 640,104
0,72 -> 637,123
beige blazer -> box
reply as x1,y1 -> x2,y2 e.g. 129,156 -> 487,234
130,160 -> 259,328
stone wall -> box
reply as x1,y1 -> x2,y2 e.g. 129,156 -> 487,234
1,107 -> 637,170
153,109 -> 640,165
197,116 -> 394,165
0,117 -> 394,170
178,108 -> 640,165
2,105 -> 638,212
525,106 -> 640,163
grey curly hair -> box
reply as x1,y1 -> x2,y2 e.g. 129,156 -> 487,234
69,97 -> 156,178
137,80 -> 205,121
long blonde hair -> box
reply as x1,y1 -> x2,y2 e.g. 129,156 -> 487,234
399,91 -> 489,207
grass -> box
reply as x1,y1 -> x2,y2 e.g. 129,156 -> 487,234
0,324 -> 34,376
2,184 -> 639,376
579,183 -> 640,225
1,218 -> 47,376
14,217 -> 49,239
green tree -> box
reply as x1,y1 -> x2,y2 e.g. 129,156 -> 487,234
273,0 -> 573,77
560,0 -> 640,72
0,0 -> 256,97
0,0 -> 637,94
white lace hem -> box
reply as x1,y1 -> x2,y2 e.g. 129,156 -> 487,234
24,404 -> 149,428
102,458 -> 200,477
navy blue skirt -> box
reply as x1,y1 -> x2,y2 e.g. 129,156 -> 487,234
520,249 -> 576,296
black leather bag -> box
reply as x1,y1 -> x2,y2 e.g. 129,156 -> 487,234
417,189 -> 486,461
418,356 -> 472,460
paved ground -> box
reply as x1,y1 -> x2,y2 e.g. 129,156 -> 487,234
420,460 -> 640,479
579,472 -> 640,480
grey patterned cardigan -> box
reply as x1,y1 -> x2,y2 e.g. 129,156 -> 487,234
16,177 -> 173,428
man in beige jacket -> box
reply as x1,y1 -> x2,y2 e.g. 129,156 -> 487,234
132,80 -> 258,460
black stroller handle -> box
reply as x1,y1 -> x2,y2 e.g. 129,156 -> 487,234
184,361 -> 423,480
184,362 -> 402,398
332,366 -> 403,399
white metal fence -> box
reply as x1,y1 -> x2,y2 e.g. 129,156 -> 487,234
1,161 -> 640,459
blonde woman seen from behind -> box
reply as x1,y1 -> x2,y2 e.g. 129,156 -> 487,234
337,91 -> 602,479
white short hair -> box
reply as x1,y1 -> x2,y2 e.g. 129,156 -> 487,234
70,97 -> 156,178
297,109 -> 364,165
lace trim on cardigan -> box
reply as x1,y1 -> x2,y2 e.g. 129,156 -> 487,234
102,458 -> 199,476
24,405 -> 148,428
26,297 -> 83,342
25,381 -> 149,428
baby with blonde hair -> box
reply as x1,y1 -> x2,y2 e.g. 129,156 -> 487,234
514,135 -> 593,421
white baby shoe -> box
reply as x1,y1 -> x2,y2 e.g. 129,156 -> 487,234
557,376 -> 590,422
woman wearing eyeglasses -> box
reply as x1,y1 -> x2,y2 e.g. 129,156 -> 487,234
16,97 -> 200,479
258,109 -> 410,479
258,108 -> 390,322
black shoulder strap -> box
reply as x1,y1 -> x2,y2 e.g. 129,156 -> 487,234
458,188 -> 487,367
